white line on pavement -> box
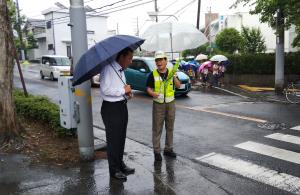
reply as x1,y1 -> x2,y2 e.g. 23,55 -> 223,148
185,106 -> 267,123
265,133 -> 300,145
235,141 -> 300,164
196,152 -> 300,194
291,126 -> 300,131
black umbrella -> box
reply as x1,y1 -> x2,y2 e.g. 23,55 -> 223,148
72,35 -> 145,86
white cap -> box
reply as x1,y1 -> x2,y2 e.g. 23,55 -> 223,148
154,51 -> 167,60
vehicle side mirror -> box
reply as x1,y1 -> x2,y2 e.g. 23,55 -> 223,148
45,62 -> 50,65
139,68 -> 147,73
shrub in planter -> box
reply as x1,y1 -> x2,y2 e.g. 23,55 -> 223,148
13,90 -> 72,136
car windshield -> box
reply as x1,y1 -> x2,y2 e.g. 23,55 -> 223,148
51,57 -> 70,66
145,59 -> 174,71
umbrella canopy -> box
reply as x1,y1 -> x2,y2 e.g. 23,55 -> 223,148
198,61 -> 213,73
72,35 -> 145,86
195,54 -> 208,61
210,55 -> 228,62
141,22 -> 208,53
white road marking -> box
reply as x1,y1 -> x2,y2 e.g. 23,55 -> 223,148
291,126 -> 300,131
213,86 -> 250,99
265,133 -> 300,145
235,141 -> 300,164
185,106 -> 267,123
196,152 -> 300,194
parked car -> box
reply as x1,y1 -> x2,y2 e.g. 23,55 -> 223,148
40,55 -> 71,80
125,56 -> 191,96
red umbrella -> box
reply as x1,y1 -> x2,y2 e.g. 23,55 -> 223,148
198,61 -> 213,73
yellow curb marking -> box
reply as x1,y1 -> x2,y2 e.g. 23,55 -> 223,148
239,85 -> 274,92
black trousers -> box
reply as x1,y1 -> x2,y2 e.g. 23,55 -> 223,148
101,100 -> 128,175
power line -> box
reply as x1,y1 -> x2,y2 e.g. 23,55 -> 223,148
52,0 -> 153,25
161,0 -> 196,22
159,0 -> 180,13
46,0 -> 133,24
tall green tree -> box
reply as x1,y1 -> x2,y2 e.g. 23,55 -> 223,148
241,26 -> 266,53
215,28 -> 243,54
0,0 -> 22,144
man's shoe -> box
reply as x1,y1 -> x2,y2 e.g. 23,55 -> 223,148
110,171 -> 127,181
121,165 -> 135,175
163,150 -> 177,158
154,153 -> 162,161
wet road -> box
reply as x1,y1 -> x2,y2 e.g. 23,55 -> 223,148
13,65 -> 300,194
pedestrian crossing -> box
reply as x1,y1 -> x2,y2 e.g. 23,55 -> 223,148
196,125 -> 300,194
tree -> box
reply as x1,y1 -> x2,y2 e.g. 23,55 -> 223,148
240,26 -> 266,53
7,0 -> 26,59
0,0 -> 21,145
215,28 -> 243,54
232,0 -> 300,48
26,31 -> 38,49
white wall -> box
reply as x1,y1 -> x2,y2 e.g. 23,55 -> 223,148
43,9 -> 108,57
217,12 -> 297,53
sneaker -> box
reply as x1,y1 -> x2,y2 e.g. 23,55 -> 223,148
163,150 -> 177,158
154,153 -> 162,161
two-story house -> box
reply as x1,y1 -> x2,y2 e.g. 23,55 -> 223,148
26,6 -> 108,61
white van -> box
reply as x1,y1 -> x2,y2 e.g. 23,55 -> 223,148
40,55 -> 71,80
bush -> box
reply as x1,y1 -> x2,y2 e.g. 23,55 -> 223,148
13,90 -> 71,136
225,52 -> 300,75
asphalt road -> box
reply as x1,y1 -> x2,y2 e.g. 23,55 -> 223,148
14,65 -> 300,195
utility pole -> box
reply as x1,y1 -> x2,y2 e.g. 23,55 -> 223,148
154,0 -> 158,22
275,8 -> 285,94
69,0 -> 94,161
196,0 -> 201,29
136,17 -> 139,36
15,0 -> 25,60
208,6 -> 212,55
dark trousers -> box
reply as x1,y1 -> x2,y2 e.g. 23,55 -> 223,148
101,100 -> 128,175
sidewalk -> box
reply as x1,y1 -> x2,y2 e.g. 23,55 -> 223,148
191,81 -> 288,104
0,127 -> 226,195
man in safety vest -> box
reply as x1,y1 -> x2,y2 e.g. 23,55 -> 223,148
146,51 -> 181,162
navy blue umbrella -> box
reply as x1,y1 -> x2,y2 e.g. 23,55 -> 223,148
72,35 -> 145,86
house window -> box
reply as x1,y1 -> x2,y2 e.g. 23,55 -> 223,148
48,44 -> 54,50
46,21 -> 51,29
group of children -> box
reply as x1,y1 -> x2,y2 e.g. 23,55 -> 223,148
178,55 -> 227,87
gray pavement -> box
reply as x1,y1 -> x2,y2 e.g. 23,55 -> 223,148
0,127 -> 226,195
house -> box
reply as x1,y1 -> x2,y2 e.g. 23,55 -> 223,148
205,12 -> 298,53
26,6 -> 108,61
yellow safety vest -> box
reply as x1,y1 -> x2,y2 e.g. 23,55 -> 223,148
153,69 -> 175,103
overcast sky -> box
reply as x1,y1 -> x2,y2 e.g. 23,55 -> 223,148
19,0 -> 251,35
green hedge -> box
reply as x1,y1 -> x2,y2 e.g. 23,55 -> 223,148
225,52 -> 300,75
13,90 -> 71,136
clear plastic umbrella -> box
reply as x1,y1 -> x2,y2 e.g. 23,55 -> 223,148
210,55 -> 228,62
141,22 -> 208,57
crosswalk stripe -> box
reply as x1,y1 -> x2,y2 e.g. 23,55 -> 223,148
291,126 -> 300,131
196,152 -> 300,194
265,133 -> 300,145
235,141 -> 300,164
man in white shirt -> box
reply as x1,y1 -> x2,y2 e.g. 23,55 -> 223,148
100,47 -> 134,181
